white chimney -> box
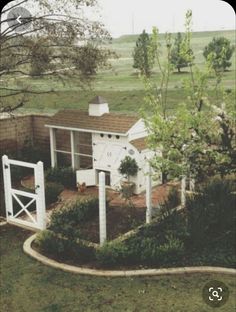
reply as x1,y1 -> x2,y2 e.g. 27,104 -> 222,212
88,96 -> 109,117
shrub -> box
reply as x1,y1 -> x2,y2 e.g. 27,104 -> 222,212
35,230 -> 95,263
49,197 -> 99,238
45,182 -> 64,206
96,241 -> 129,266
118,156 -> 138,180
96,232 -> 185,267
185,178 -> 236,249
46,167 -> 76,189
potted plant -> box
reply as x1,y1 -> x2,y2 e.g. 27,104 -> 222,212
118,156 -> 138,199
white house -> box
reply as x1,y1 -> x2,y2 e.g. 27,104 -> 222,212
45,96 -> 161,194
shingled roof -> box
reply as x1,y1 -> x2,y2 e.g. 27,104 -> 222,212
46,110 -> 140,134
89,96 -> 107,104
130,137 -> 148,151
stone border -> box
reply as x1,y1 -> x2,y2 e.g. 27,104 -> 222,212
23,234 -> 236,277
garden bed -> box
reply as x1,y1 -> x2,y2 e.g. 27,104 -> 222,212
77,205 -> 145,243
34,178 -> 236,270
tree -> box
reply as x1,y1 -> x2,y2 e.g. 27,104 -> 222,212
170,32 -> 191,73
133,30 -> 154,77
0,0 -> 112,114
203,37 -> 234,72
143,10 -> 235,185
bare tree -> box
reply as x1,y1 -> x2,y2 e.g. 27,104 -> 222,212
0,0 -> 112,113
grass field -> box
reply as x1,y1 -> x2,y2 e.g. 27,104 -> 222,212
7,29 -> 234,115
0,225 -> 236,312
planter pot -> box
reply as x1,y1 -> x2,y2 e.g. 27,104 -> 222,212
120,181 -> 135,199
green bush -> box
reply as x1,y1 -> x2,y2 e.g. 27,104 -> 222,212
118,156 -> 138,179
96,241 -> 129,266
96,231 -> 185,267
49,197 -> 99,238
45,182 -> 64,206
46,167 -> 76,189
185,178 -> 236,249
35,230 -> 95,263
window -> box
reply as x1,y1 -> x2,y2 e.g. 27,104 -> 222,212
100,133 -> 104,137
53,129 -> 93,170
108,134 -> 112,138
74,132 -> 93,169
116,135 -> 120,139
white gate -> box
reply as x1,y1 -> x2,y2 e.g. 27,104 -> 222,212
2,155 -> 46,231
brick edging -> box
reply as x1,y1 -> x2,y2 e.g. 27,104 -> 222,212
23,234 -> 236,277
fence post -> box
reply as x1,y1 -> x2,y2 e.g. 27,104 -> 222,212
181,175 -> 186,207
35,161 -> 46,230
99,171 -> 106,245
146,163 -> 152,223
189,177 -> 195,192
2,155 -> 13,220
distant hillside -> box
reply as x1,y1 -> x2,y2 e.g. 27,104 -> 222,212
113,29 -> 235,44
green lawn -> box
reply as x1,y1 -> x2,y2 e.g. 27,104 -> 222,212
0,225 -> 235,312
5,29 -> 234,115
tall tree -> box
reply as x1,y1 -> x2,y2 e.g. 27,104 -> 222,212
0,0 -> 112,114
143,11 -> 235,184
133,30 -> 154,77
170,32 -> 191,73
203,37 -> 234,73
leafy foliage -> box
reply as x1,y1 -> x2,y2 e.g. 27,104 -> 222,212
203,37 -> 234,72
45,182 -> 64,206
170,32 -> 192,73
143,10 -> 236,182
35,230 -> 95,263
185,178 -> 236,250
46,167 -> 76,189
0,0 -> 112,113
118,156 -> 138,179
49,197 -> 99,239
132,30 -> 155,77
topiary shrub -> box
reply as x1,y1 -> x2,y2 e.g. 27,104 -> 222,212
46,167 -> 76,189
49,197 -> 99,239
118,156 -> 138,181
45,182 -> 64,206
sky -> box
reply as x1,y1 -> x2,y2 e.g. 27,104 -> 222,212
96,0 -> 235,37
1,0 -> 235,37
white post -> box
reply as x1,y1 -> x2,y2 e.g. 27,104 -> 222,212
146,163 -> 152,223
35,161 -> 46,230
99,171 -> 106,245
49,128 -> 57,167
70,130 -> 75,169
2,155 -> 13,219
181,176 -> 186,207
189,177 -> 195,192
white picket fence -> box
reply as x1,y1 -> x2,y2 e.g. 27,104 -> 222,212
2,155 -> 46,231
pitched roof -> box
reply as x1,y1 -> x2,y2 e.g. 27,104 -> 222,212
130,137 -> 148,151
46,110 -> 140,134
89,96 -> 107,104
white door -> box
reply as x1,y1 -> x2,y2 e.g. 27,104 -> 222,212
94,142 -> 126,170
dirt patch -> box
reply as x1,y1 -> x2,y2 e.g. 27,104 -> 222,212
79,205 -> 145,243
